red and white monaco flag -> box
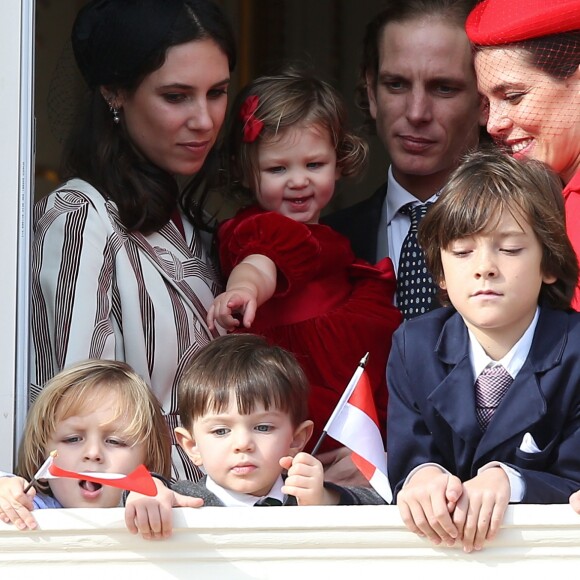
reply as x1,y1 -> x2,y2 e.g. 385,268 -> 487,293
326,367 -> 392,503
34,453 -> 158,496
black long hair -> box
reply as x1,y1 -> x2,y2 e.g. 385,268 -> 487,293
62,0 -> 236,234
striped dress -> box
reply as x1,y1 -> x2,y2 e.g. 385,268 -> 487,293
30,178 -> 222,481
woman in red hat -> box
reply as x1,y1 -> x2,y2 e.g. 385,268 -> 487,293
466,0 -> 580,516
466,0 -> 580,306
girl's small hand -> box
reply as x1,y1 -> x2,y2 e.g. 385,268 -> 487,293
0,476 -> 38,530
124,478 -> 203,540
207,289 -> 257,331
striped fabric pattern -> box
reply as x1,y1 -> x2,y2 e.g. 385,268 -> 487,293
30,179 -> 223,480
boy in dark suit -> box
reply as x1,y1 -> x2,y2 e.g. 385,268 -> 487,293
387,149 -> 580,552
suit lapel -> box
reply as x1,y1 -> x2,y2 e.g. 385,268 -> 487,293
428,312 -> 482,445
428,309 -> 567,464
473,364 -> 545,463
473,308 -> 567,463
348,183 -> 386,264
430,308 -> 566,465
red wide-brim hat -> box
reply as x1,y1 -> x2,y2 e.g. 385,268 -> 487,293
466,0 -> 580,46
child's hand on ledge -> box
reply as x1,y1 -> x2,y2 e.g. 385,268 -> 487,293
570,490 -> 580,514
125,477 -> 203,540
0,475 -> 37,531
453,467 -> 510,553
397,466 -> 462,547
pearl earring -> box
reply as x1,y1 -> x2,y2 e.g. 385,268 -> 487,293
107,97 -> 120,124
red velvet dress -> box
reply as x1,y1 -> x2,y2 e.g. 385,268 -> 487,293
564,171 -> 580,311
218,206 -> 402,452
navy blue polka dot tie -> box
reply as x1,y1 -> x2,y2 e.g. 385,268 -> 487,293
396,203 -> 438,319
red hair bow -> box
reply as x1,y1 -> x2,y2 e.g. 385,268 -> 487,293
240,95 -> 264,143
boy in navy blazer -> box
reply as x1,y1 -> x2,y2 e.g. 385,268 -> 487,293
387,150 -> 580,552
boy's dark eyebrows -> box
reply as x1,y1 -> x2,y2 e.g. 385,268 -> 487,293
197,412 -> 231,424
495,229 -> 527,237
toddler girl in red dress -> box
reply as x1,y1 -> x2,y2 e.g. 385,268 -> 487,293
208,68 -> 402,462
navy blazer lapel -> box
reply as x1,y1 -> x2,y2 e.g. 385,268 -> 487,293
473,364 -> 544,463
473,309 -> 567,462
427,309 -> 567,461
428,312 -> 482,445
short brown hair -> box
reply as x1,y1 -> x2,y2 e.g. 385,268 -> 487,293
227,66 -> 368,203
418,148 -> 578,309
357,0 -> 477,131
17,360 -> 171,492
178,334 -> 309,432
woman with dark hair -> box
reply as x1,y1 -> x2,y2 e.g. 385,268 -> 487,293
466,0 -> 580,307
31,0 -> 236,480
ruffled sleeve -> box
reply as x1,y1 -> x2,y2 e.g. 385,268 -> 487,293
218,208 -> 321,296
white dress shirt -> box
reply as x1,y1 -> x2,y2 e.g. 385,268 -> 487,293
377,166 -> 439,271
205,474 -> 286,507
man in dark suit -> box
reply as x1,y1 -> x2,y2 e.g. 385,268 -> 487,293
324,0 -> 485,279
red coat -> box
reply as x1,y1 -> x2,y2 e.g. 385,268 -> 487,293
563,171 -> 580,311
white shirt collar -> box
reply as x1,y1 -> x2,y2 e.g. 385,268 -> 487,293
468,307 -> 540,381
378,166 -> 441,266
384,166 -> 440,225
205,474 -> 286,507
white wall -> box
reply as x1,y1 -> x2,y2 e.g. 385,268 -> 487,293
1,505 -> 580,578
0,0 -> 33,471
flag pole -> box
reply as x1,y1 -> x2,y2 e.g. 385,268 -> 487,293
311,353 -> 369,456
23,449 -> 57,493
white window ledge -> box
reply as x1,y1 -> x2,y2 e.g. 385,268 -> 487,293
1,505 -> 580,577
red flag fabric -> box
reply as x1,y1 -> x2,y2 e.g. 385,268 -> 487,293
326,370 -> 392,503
36,457 -> 158,497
